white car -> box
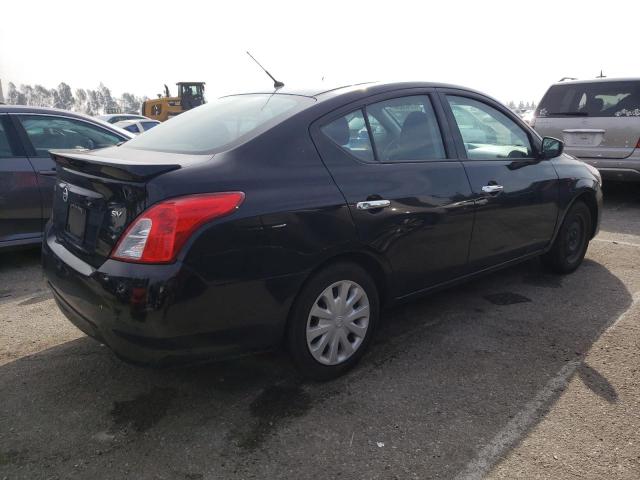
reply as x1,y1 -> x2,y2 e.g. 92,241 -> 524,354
114,119 -> 161,135
98,113 -> 148,124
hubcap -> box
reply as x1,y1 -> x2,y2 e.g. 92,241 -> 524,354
306,280 -> 370,366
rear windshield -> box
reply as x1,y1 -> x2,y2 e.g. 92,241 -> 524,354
537,81 -> 640,118
123,94 -> 314,154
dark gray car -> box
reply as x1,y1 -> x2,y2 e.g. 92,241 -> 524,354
0,106 -> 132,248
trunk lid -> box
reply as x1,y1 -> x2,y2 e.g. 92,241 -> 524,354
49,146 -> 208,267
533,80 -> 640,159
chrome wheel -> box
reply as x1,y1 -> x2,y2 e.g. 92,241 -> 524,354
306,280 -> 370,366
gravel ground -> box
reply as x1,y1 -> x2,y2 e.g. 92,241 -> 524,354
0,183 -> 638,480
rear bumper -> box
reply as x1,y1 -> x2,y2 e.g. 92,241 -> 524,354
572,151 -> 640,182
42,227 -> 299,365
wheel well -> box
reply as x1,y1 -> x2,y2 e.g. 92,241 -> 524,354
281,251 -> 390,345
292,252 -> 390,313
574,192 -> 599,238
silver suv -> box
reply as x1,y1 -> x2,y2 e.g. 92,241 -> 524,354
533,78 -> 640,182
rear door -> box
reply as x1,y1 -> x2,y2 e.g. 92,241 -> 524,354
534,80 -> 640,159
11,114 -> 127,231
0,115 -> 42,245
440,90 -> 560,269
312,90 -> 476,297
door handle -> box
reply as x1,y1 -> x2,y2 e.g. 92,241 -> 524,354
39,169 -> 57,176
481,184 -> 504,194
356,199 -> 391,210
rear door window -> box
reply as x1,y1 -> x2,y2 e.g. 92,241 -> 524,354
16,115 -> 123,156
321,110 -> 375,162
537,81 -> 640,118
365,96 -> 446,162
320,95 -> 446,163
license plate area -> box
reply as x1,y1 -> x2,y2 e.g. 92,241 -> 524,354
66,203 -> 87,240
563,130 -> 605,147
567,134 -> 597,146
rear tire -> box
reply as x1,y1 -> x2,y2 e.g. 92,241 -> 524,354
542,201 -> 592,274
287,262 -> 379,381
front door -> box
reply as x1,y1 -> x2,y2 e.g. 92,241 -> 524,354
312,91 -> 476,297
0,115 -> 42,245
441,91 -> 560,270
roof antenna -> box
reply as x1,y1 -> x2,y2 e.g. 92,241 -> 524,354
246,51 -> 284,89
597,69 -> 606,78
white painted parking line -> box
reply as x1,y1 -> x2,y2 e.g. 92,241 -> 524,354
453,295 -> 640,480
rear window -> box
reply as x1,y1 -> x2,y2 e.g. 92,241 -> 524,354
123,94 -> 314,154
537,81 -> 640,118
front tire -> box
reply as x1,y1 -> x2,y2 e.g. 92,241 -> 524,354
543,201 -> 592,274
287,262 -> 379,381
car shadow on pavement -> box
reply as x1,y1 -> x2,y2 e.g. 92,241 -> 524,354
0,254 -> 632,480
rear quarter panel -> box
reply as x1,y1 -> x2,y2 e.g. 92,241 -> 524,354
145,114 -> 360,341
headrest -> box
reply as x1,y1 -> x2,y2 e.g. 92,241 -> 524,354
402,112 -> 429,134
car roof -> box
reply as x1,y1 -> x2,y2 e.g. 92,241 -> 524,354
0,105 -> 135,138
222,81 -> 487,102
0,104 -> 104,119
100,113 -> 145,118
552,77 -> 640,86
114,119 -> 141,125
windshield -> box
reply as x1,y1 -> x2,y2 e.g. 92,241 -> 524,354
537,81 -> 640,118
123,94 -> 314,154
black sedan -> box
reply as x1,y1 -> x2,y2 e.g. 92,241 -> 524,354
42,82 -> 602,380
0,106 -> 132,248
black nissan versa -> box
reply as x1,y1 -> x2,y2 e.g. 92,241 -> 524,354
42,82 -> 602,380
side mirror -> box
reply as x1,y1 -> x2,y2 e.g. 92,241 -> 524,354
540,136 -> 564,159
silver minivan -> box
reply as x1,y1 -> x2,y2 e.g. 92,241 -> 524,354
533,78 -> 640,182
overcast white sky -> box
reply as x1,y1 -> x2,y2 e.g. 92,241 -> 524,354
1,0 -> 638,104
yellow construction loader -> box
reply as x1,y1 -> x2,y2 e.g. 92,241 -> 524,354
142,82 -> 206,122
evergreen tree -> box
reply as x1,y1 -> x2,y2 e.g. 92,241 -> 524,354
7,82 -> 25,105
56,83 -> 74,110
87,89 -> 101,115
32,85 -> 52,107
74,88 -> 91,114
6,80 -> 147,115
97,83 -> 117,114
20,85 -> 34,105
121,92 -> 141,113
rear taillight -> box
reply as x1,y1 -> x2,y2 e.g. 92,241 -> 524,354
636,137 -> 640,149
111,192 -> 244,264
